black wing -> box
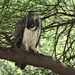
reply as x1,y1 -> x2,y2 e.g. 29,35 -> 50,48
36,18 -> 42,47
14,16 -> 28,48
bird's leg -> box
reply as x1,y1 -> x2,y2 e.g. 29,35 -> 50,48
30,41 -> 40,55
24,42 -> 30,53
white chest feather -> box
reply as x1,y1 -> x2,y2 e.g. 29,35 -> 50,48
22,27 -> 38,50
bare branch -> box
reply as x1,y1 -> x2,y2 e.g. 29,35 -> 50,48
63,24 -> 73,62
58,12 -> 75,17
41,12 -> 57,20
43,18 -> 75,30
0,31 -> 13,45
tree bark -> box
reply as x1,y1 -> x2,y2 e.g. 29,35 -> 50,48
0,46 -> 75,75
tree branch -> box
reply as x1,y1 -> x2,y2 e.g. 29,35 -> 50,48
58,12 -> 75,17
43,18 -> 75,30
0,31 -> 13,45
0,46 -> 75,75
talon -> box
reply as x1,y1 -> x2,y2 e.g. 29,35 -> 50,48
26,50 -> 30,53
33,50 -> 40,56
37,51 -> 40,57
34,50 -> 38,54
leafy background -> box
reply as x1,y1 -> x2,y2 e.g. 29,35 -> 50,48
0,0 -> 75,75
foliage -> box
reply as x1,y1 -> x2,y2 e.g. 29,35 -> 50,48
0,0 -> 75,75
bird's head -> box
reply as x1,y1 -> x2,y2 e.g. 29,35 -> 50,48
28,11 -> 38,21
27,11 -> 39,30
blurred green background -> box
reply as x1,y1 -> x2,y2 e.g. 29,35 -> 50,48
0,0 -> 75,75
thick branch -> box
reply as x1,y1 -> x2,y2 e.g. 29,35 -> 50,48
0,46 -> 75,75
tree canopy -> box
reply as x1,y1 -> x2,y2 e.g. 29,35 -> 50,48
0,0 -> 75,75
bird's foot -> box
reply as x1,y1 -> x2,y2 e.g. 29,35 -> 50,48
33,49 -> 38,54
25,50 -> 30,53
33,49 -> 40,56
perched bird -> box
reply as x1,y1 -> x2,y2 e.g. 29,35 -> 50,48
14,11 -> 42,69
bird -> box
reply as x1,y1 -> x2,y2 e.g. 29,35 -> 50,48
14,11 -> 42,69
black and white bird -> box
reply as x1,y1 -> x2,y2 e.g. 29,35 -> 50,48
14,11 -> 42,69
